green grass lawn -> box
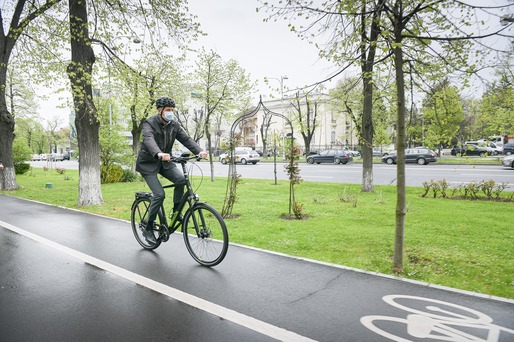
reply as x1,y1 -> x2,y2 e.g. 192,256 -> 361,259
3,166 -> 513,299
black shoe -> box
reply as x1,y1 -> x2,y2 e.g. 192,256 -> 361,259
142,221 -> 157,245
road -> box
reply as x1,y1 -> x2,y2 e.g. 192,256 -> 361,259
1,195 -> 513,341
198,161 -> 514,189
30,159 -> 514,189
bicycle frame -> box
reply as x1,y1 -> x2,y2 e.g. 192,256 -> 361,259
159,157 -> 201,233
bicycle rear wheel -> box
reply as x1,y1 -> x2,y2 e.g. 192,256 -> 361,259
131,197 -> 164,250
183,203 -> 228,266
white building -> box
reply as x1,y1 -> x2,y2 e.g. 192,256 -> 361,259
235,94 -> 360,154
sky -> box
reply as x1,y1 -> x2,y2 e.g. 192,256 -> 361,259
186,0 -> 339,101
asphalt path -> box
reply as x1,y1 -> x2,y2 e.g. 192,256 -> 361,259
1,195 -> 513,341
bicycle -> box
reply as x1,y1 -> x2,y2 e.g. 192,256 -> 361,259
130,154 -> 229,267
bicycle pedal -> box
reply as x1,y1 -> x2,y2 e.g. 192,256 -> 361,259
158,226 -> 170,242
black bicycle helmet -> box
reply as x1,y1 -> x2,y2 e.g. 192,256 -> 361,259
155,97 -> 176,109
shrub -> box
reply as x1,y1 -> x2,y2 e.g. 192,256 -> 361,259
420,179 -> 511,202
14,162 -> 30,175
101,164 -> 123,184
120,168 -> 137,182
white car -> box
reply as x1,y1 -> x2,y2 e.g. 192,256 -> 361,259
490,142 -> 503,155
40,154 -> 47,161
219,150 -> 260,165
32,154 -> 41,161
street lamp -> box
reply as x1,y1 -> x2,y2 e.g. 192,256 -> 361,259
500,15 -> 514,26
266,75 -> 288,99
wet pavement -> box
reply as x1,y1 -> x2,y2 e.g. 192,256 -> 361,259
1,194 -> 513,341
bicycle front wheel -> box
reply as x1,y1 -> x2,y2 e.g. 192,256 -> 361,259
183,203 -> 228,266
131,197 -> 163,250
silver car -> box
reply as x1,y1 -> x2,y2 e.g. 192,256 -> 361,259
502,155 -> 514,169
219,150 -> 260,165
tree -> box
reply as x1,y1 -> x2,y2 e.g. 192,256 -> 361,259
1,0 -> 202,201
67,0 -> 103,205
110,52 -> 190,164
6,62 -> 37,118
289,91 -> 321,155
422,80 -> 465,154
191,49 -> 254,181
477,56 -> 514,137
0,0 -> 61,190
259,0 -> 387,192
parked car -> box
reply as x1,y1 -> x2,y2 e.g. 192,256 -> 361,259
32,154 -> 41,161
344,149 -> 361,157
382,148 -> 437,165
306,149 -> 353,165
219,150 -> 260,165
450,144 -> 489,157
40,154 -> 47,161
465,140 -> 496,155
489,142 -> 503,155
49,154 -> 64,161
372,147 -> 391,157
502,154 -> 514,169
503,143 -> 514,155
63,152 -> 70,161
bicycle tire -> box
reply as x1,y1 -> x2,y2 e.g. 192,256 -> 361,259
131,197 -> 164,250
183,203 -> 228,266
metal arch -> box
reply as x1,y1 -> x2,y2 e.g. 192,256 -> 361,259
228,96 -> 294,174
222,96 -> 295,217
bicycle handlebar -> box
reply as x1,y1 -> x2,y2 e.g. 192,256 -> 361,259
169,154 -> 203,164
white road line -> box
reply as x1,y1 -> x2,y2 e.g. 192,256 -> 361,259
0,220 -> 317,342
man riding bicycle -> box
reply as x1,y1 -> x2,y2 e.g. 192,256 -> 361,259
136,96 -> 208,244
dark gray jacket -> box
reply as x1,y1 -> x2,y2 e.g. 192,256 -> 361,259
135,115 -> 202,175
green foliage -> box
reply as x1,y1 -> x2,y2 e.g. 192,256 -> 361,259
422,80 -> 465,147
100,164 -> 123,184
477,76 -> 514,137
421,179 -> 511,201
99,127 -> 133,169
120,168 -> 137,182
284,141 -> 303,219
191,48 -> 255,152
14,163 -> 30,175
12,139 -> 32,167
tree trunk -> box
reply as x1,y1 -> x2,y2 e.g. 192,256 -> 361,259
393,32 -> 407,274
68,0 -> 103,206
0,88 -> 18,190
0,28 -> 18,190
359,1 -> 382,193
361,77 -> 374,192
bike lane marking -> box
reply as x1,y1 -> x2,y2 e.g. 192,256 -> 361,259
0,220 -> 317,342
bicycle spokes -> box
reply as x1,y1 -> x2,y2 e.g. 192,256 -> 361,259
183,203 -> 228,267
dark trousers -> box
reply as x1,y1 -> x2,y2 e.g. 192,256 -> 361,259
143,163 -> 185,223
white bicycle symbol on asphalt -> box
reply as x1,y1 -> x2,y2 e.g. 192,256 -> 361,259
361,295 -> 514,341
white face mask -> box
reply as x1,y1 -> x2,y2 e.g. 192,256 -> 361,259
162,110 -> 175,122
